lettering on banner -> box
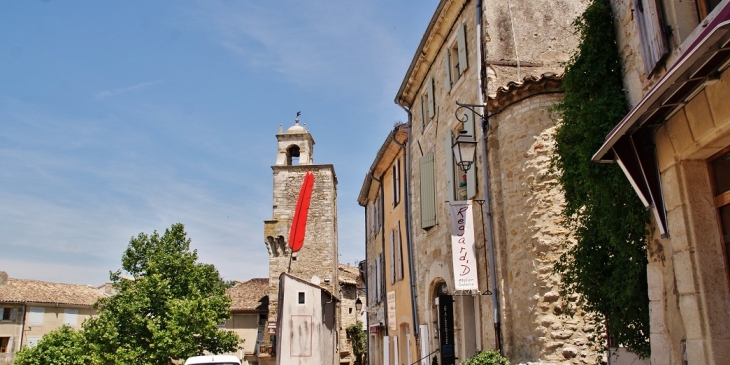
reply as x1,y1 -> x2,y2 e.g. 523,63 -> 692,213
449,201 -> 479,290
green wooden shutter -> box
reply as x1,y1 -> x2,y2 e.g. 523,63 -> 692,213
457,23 -> 468,75
420,95 -> 426,129
427,78 -> 435,119
420,153 -> 436,228
444,50 -> 452,92
389,229 -> 395,284
396,221 -> 403,280
445,132 -> 455,201
465,111 -> 477,199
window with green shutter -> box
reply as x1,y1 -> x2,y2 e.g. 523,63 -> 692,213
420,153 -> 436,228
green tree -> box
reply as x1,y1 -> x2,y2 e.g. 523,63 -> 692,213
84,223 -> 240,364
552,0 -> 650,357
14,325 -> 95,365
345,321 -> 367,365
461,350 -> 510,365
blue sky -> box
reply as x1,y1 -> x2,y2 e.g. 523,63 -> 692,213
0,1 -> 438,285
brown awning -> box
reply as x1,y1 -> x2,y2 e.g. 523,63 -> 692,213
591,3 -> 730,237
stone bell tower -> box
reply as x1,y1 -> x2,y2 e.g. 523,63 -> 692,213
262,115 -> 339,353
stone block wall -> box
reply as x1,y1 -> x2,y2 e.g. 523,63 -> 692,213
265,164 -> 339,334
644,68 -> 730,365
488,92 -> 600,364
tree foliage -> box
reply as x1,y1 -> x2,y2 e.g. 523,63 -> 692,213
14,325 -> 95,365
461,350 -> 510,365
83,223 -> 240,364
346,321 -> 367,364
552,0 -> 650,357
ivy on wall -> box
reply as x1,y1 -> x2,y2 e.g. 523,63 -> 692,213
551,0 -> 651,358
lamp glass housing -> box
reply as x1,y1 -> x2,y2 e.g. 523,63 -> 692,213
355,297 -> 363,312
452,131 -> 477,172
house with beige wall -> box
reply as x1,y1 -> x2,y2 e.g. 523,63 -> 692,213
358,124 -> 418,365
222,278 -> 269,364
338,264 -> 366,365
592,1 -> 730,364
0,272 -> 105,364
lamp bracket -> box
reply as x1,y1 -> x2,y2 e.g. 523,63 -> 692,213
455,102 -> 488,124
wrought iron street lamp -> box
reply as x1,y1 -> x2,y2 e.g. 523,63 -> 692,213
452,130 -> 478,172
355,297 -> 363,312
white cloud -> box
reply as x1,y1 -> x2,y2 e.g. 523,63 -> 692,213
184,2 -> 410,89
96,80 -> 163,99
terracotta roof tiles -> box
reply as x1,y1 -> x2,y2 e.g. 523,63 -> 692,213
226,278 -> 269,312
0,278 -> 106,306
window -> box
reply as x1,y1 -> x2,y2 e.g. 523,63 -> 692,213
64,309 -> 78,327
419,153 -> 436,228
0,337 -> 9,353
444,23 -> 468,92
393,158 -> 401,206
298,292 -> 306,304
697,0 -> 722,20
634,0 -> 668,75
1,308 -> 10,320
26,336 -> 41,348
710,149 -> 730,278
420,78 -> 436,128
28,307 -> 44,326
446,113 -> 477,201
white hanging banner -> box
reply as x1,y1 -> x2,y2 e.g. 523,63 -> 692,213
449,201 -> 479,290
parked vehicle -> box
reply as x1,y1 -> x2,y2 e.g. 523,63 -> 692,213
184,355 -> 241,365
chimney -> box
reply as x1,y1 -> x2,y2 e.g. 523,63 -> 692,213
0,271 -> 7,285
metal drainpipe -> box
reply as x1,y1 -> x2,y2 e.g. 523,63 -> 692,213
476,0 -> 503,354
373,173 -> 388,338
392,111 -> 420,343
18,304 -> 26,352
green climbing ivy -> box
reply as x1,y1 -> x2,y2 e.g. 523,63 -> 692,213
346,321 -> 367,365
551,0 -> 650,358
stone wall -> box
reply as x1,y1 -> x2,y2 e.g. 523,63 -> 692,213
264,164 -> 339,346
488,92 -> 600,364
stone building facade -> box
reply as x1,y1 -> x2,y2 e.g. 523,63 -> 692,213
388,0 -> 608,363
593,1 -> 730,364
261,119 -> 339,365
358,125 -> 418,365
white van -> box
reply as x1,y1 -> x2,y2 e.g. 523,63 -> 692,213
184,355 -> 241,365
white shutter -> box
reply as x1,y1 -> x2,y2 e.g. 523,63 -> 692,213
10,308 -> 17,321
27,336 -> 41,348
444,50 -> 452,92
393,336 -> 400,365
64,309 -> 78,326
419,325 -> 430,365
29,307 -> 44,325
457,23 -> 468,75
634,0 -> 668,74
427,78 -> 435,119
383,335 -> 390,365
8,337 -> 14,353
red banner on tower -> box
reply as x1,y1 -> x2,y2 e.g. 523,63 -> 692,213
289,171 -> 314,252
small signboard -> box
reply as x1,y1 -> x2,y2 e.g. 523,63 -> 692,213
369,325 -> 379,334
267,321 -> 276,334
387,291 -> 397,331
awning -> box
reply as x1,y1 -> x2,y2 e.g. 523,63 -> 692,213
591,3 -> 730,236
